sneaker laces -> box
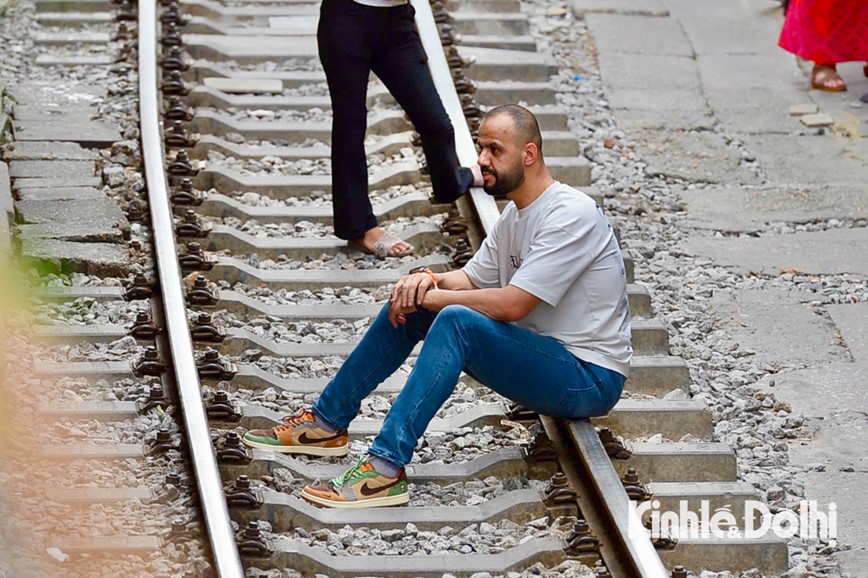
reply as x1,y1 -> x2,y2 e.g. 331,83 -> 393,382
274,409 -> 312,434
330,455 -> 371,489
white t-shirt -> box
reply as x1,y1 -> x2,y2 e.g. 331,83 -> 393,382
463,182 -> 632,376
353,0 -> 408,6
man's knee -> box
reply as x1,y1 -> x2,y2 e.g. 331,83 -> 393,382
432,304 -> 478,330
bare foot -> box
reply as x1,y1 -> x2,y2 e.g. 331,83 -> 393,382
811,64 -> 846,92
349,227 -> 413,258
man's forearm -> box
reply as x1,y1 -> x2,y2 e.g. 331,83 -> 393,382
434,270 -> 478,291
422,287 -> 515,321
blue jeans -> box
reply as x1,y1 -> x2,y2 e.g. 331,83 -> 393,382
312,304 -> 625,467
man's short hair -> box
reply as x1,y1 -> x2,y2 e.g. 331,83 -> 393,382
482,104 -> 543,157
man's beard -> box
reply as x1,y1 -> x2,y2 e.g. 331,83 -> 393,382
482,157 -> 525,198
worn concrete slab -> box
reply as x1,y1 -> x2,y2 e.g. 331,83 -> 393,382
571,0 -> 668,16
587,14 -> 692,56
20,238 -> 130,277
12,119 -> 121,148
7,79 -> 105,107
17,222 -> 125,244
614,108 -> 715,132
711,104 -> 801,135
635,130 -> 760,185
12,176 -> 102,190
755,359 -> 868,575
684,227 -> 868,276
8,160 -> 95,180
16,186 -> 106,201
33,31 -> 110,44
827,302 -> 868,362
708,287 -> 846,368
1,140 -> 100,161
800,113 -> 835,128
0,162 -> 11,253
35,54 -> 113,67
183,34 -> 319,63
739,134 -> 868,187
671,15 -> 781,55
460,46 -> 557,82
607,88 -> 709,112
202,77 -> 284,95
597,53 -> 700,92
698,54 -> 813,134
12,105 -> 101,122
677,186 -> 868,232
15,198 -> 127,233
0,113 -> 10,146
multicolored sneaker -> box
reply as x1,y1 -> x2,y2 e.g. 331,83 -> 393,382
241,410 -> 348,457
301,455 -> 409,509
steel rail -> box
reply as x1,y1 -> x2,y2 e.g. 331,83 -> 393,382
411,3 -> 668,576
138,3 -> 245,576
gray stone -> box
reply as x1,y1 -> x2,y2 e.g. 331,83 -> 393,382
636,130 -> 760,185
16,186 -> 106,201
8,160 -> 95,180
684,227 -> 868,276
708,287 -> 846,368
1,140 -> 100,161
570,0 -> 668,16
677,186 -> 868,232
597,53 -> 700,92
586,14 -> 693,56
20,238 -> 130,277
739,134 -> 868,187
15,199 -> 129,237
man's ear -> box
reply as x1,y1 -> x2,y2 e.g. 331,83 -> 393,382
523,143 -> 538,165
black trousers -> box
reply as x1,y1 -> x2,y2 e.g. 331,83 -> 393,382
318,0 -> 473,240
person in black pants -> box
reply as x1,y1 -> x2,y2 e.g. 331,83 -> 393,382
318,0 -> 481,258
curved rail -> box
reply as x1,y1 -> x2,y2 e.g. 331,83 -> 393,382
412,2 -> 668,576
138,3 -> 245,576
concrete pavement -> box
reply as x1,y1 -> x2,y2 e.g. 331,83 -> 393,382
573,0 -> 867,574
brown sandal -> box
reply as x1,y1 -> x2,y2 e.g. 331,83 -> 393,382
811,64 -> 847,92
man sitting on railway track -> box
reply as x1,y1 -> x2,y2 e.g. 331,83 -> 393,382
242,104 -> 632,509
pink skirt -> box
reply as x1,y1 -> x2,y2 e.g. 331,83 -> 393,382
779,0 -> 868,65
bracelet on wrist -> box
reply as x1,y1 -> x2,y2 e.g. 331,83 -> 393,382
408,266 -> 439,289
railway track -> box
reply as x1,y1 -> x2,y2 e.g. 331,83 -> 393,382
3,0 -> 792,576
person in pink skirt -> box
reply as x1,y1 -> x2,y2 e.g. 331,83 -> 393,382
779,0 -> 868,92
